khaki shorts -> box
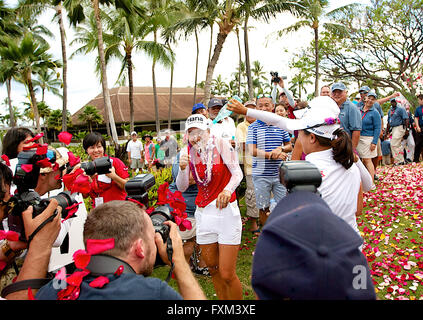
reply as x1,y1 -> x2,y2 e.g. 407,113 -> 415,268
357,136 -> 377,159
178,217 -> 196,240
130,158 -> 143,169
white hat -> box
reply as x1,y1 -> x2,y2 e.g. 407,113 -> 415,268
285,96 -> 341,140
131,131 -> 137,136
185,114 -> 209,131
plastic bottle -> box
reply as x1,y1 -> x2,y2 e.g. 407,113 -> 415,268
212,95 -> 243,124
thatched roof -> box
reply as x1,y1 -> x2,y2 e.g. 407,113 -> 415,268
71,86 -> 205,126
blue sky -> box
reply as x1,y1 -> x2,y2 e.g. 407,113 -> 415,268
0,0 -> 370,125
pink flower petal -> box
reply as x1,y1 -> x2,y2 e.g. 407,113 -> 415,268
58,132 -> 73,145
67,151 -> 80,167
89,276 -> 109,288
35,144 -> 48,155
1,154 -> 10,166
86,238 -> 115,255
21,164 -> 33,173
73,250 -> 91,269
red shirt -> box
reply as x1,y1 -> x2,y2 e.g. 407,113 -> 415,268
89,156 -> 129,207
189,145 -> 236,208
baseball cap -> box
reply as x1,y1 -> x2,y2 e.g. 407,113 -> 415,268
252,190 -> 376,300
130,131 -> 137,136
367,91 -> 377,99
40,146 -> 69,174
191,103 -> 206,114
185,114 -> 209,132
331,82 -> 347,92
283,96 -> 341,140
244,100 -> 256,107
358,86 -> 371,94
208,98 -> 223,109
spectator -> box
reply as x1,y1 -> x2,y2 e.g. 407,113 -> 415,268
252,190 -> 376,300
275,103 -> 287,117
35,200 -> 206,300
126,131 -> 144,174
82,132 -> 129,207
153,137 -> 166,170
246,94 -> 292,226
381,132 -> 392,165
385,98 -> 409,165
208,98 -> 237,147
414,94 -> 423,162
143,134 -> 155,171
320,85 -> 331,97
356,91 -> 382,183
192,103 -> 208,118
1,127 -> 35,161
160,130 -> 178,167
176,114 -> 243,300
402,104 -> 415,163
235,100 -> 260,234
330,82 -> 362,150
271,78 -> 295,119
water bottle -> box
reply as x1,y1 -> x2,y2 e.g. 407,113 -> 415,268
212,95 -> 243,124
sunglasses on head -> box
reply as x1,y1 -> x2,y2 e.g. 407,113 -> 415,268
256,94 -> 272,99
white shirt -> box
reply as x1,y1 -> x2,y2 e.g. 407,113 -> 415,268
126,140 -> 143,159
210,117 -> 236,140
305,149 -> 361,234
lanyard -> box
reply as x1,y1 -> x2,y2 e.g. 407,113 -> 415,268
361,110 -> 369,120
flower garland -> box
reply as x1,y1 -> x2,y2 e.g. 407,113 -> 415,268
324,117 -> 341,125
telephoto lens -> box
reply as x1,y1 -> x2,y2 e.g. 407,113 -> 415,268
81,156 -> 112,176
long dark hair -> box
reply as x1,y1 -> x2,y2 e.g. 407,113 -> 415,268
1,127 -> 35,159
0,162 -> 13,201
304,128 -> 354,170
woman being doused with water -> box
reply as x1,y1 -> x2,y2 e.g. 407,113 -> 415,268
176,114 -> 244,300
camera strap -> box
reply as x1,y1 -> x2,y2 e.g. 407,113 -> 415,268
26,210 -> 58,248
165,237 -> 174,283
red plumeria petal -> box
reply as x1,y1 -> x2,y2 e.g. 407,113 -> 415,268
1,154 -> 10,166
36,158 -> 52,168
26,133 -> 44,143
89,276 -> 109,288
66,270 -> 90,287
72,174 -> 91,194
0,230 -> 20,241
67,151 -> 80,167
35,144 -> 48,155
28,287 -> 35,300
114,265 -> 124,277
181,218 -> 192,231
73,250 -> 91,269
23,143 -> 39,151
21,164 -> 33,173
86,238 -> 115,255
58,132 -> 73,145
57,284 -> 80,300
62,202 -> 82,222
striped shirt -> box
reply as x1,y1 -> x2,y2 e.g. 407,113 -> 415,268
246,120 -> 291,177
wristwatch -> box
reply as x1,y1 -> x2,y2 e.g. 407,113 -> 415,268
1,240 -> 21,259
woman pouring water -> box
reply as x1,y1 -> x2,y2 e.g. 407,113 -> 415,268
176,114 -> 244,300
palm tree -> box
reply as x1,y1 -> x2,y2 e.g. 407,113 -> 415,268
78,104 -> 103,133
0,100 -> 23,126
0,59 -> 18,127
0,0 -> 21,45
279,0 -> 358,97
48,108 -> 70,140
63,0 -> 143,147
0,33 -> 59,136
33,68 -> 62,102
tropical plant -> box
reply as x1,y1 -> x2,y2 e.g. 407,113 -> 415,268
78,104 -> 103,132
32,68 -> 62,102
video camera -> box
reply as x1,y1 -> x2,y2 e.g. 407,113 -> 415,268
125,174 -> 174,267
279,161 -> 322,194
270,71 -> 287,84
6,149 -> 79,241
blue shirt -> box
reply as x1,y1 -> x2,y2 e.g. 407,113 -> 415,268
35,274 -> 183,300
357,101 -> 383,118
246,120 -> 291,177
168,152 -> 198,217
381,140 -> 391,156
387,105 -> 408,127
360,106 -> 382,145
415,105 -> 423,127
339,100 -> 362,137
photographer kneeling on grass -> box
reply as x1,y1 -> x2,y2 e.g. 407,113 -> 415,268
35,200 -> 206,300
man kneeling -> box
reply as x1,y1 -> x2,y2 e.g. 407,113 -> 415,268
36,200 -> 206,300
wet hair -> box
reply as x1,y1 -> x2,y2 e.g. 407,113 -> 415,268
304,128 -> 354,170
82,132 -> 106,153
0,162 -> 13,201
1,127 -> 35,159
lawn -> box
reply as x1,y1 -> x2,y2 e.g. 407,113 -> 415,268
153,163 -> 423,300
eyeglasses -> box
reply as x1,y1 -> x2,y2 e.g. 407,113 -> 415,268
256,94 -> 272,99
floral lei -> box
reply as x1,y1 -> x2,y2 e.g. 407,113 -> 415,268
188,136 -> 215,187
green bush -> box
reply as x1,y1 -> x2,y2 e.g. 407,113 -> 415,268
147,167 -> 173,208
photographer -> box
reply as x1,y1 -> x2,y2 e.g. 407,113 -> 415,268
35,200 -> 206,300
270,73 -> 295,119
82,132 -> 129,206
1,161 -> 61,299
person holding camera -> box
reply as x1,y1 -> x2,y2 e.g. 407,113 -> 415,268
176,114 -> 244,300
227,96 -> 364,236
270,73 -> 295,119
35,200 -> 206,300
82,132 -> 129,207
0,161 -> 62,299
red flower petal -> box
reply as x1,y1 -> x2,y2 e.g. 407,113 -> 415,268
72,174 -> 91,194
35,144 -> 48,155
0,230 -> 20,242
21,164 -> 33,173
67,151 -> 80,167
36,158 -> 52,168
86,238 -> 115,255
28,287 -> 35,300
114,265 -> 124,277
57,284 -> 80,300
1,154 -> 10,166
58,132 -> 73,145
73,250 -> 91,269
26,133 -> 44,143
62,202 -> 82,222
181,218 -> 192,231
66,270 -> 90,287
89,276 -> 109,288
23,143 -> 39,151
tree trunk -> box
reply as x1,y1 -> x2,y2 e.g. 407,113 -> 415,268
193,28 -> 199,105
208,23 -> 213,65
127,51 -> 135,133
236,27 -> 242,96
244,15 -> 254,100
92,0 -> 118,146
27,76 -> 42,141
168,51 -> 174,130
314,26 -> 319,98
6,79 -> 15,127
152,30 -> 160,134
57,4 -> 68,132
203,31 -> 229,103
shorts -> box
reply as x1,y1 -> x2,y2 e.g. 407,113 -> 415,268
253,175 -> 287,210
357,136 -> 377,159
245,175 -> 259,218
195,200 -> 242,245
178,217 -> 196,241
376,139 -> 382,157
130,158 -> 143,169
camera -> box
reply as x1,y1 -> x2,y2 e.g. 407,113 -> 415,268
80,156 -> 112,176
124,174 -> 174,267
270,71 -> 287,84
279,161 -> 322,194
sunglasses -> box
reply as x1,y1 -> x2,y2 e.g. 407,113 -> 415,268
256,94 -> 272,99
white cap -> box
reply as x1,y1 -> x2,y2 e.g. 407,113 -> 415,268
285,96 -> 341,140
185,114 -> 210,131
131,131 -> 137,136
